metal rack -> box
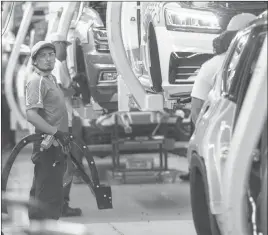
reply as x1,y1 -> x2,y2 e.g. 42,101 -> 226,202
109,113 -> 177,183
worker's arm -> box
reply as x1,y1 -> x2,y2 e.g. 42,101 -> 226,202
53,60 -> 79,97
191,97 -> 205,124
190,57 -> 219,124
25,77 -> 57,135
59,83 -> 76,97
190,74 -> 212,124
26,108 -> 57,135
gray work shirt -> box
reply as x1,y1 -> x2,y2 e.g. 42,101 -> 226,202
25,67 -> 68,133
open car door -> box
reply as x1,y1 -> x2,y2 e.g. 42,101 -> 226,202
121,2 -> 144,80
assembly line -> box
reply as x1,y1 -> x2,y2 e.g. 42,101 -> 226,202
1,2 -> 267,235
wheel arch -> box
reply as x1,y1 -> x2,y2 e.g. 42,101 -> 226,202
190,151 -> 221,235
147,22 -> 163,92
190,151 -> 224,215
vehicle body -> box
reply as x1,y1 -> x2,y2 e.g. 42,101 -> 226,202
68,2 -> 267,147
187,12 -> 267,235
64,2 -> 190,148
121,1 -> 267,98
71,2 -> 118,112
7,2 -> 266,152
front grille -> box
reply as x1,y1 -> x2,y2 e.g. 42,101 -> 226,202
169,52 -> 213,84
175,66 -> 200,80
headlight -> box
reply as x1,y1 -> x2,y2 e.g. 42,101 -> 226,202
99,72 -> 117,82
93,28 -> 108,40
93,27 -> 109,52
164,8 -> 221,34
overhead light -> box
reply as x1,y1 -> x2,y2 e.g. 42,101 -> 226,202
93,27 -> 110,52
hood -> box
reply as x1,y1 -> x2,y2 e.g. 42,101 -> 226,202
176,2 -> 267,30
181,2 -> 267,14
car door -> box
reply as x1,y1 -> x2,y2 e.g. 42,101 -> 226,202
194,31 -> 252,155
192,30 -> 254,216
121,2 -> 143,77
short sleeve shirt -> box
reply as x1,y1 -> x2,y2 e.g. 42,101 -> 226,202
191,53 -> 226,100
52,59 -> 73,127
25,68 -> 68,133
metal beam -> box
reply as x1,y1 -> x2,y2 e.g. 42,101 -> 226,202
56,2 -> 79,38
4,2 -> 34,130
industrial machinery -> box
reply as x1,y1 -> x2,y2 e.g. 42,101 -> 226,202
4,1 -> 267,176
4,2 -> 191,157
3,2 -> 49,133
2,2 -> 267,235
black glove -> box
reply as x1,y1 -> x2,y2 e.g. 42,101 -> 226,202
54,130 -> 72,154
54,130 -> 71,146
72,73 -> 91,104
70,81 -> 82,97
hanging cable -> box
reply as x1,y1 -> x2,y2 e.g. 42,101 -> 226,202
2,2 -> 15,36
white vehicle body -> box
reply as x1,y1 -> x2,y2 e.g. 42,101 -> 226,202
121,2 -> 221,99
187,12 -> 267,234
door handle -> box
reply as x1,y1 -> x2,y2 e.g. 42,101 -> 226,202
204,105 -> 210,113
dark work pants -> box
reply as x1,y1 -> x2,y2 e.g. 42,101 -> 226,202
69,116 -> 84,175
70,116 -> 84,166
29,146 -> 65,220
63,117 -> 84,203
63,154 -> 73,204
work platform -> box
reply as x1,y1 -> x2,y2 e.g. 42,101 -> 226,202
84,111 -> 190,183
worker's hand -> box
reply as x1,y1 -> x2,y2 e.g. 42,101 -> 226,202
72,73 -> 91,104
70,81 -> 82,97
61,144 -> 71,155
53,130 -> 71,153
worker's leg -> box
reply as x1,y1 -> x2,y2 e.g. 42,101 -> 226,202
179,120 -> 195,181
60,119 -> 84,217
27,149 -> 83,218
70,116 -> 85,184
62,185 -> 82,216
63,155 -> 72,204
62,154 -> 82,217
28,146 -> 65,220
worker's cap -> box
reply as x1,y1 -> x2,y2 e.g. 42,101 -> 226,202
31,41 -> 56,59
227,13 -> 257,31
47,33 -> 72,45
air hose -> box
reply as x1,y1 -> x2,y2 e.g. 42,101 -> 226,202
1,133 -> 113,213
